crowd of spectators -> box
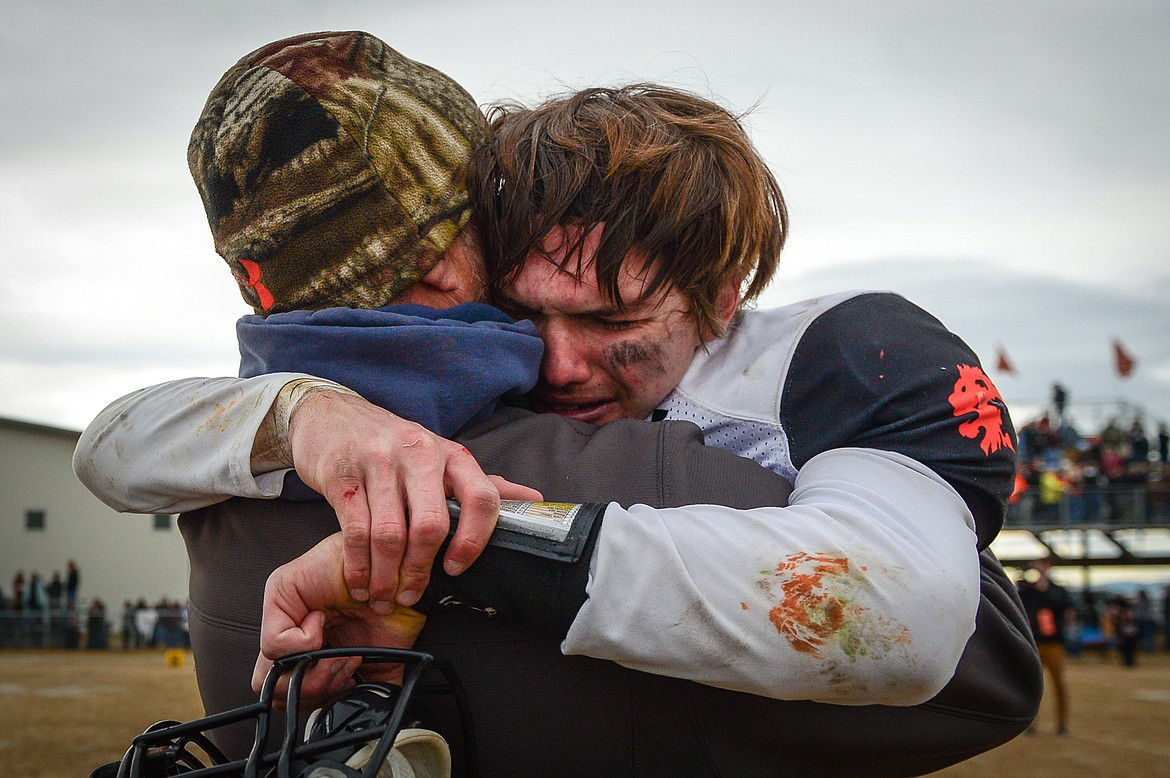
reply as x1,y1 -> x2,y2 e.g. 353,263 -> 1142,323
118,598 -> 190,650
1011,407 -> 1170,661
1061,583 -> 1170,665
0,560 -> 188,649
1010,412 -> 1170,525
0,561 -> 83,647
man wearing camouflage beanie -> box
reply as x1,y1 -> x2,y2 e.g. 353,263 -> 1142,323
183,29 -> 550,602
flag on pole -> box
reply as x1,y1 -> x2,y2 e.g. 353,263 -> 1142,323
1113,339 -> 1136,378
995,345 -> 1017,375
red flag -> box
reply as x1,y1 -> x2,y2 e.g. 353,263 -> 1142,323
1113,339 -> 1136,378
995,345 -> 1017,375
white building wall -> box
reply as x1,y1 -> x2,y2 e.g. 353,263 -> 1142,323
0,417 -> 189,611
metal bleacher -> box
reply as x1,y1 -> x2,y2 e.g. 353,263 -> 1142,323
995,395 -> 1169,570
1001,489 -> 1170,567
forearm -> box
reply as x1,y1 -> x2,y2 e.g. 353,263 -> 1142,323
72,374 -> 327,512
563,447 -> 980,706
426,409 -> 794,629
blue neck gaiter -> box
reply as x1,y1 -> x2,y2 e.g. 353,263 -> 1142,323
235,302 -> 544,499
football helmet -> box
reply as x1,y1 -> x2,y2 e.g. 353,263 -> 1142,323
90,647 -> 473,778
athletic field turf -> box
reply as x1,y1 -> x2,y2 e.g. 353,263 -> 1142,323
2,648 -> 1167,776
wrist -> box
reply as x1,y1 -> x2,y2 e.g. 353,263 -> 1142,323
251,379 -> 362,475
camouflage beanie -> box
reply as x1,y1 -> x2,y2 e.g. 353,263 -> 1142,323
188,31 -> 486,315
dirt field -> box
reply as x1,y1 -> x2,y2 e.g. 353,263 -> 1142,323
2,648 -> 1168,776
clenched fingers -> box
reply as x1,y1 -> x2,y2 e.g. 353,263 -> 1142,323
253,651 -> 361,710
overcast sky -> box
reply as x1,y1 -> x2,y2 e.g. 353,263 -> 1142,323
2,0 -> 1167,435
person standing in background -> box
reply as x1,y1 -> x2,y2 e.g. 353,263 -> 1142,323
47,572 -> 63,612
24,573 -> 47,615
1115,598 -> 1140,667
86,599 -> 110,650
120,600 -> 138,649
10,572 -> 24,613
1018,558 -> 1075,735
1133,589 -> 1156,652
1161,583 -> 1170,650
65,561 -> 80,610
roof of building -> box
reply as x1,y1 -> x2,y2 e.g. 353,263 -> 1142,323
0,416 -> 81,441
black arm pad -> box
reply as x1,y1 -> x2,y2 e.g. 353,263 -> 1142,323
419,502 -> 608,635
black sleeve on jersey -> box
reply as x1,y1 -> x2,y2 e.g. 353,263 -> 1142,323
781,293 -> 1017,548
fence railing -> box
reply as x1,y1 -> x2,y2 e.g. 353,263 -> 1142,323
0,608 -> 188,650
1005,484 -> 1170,528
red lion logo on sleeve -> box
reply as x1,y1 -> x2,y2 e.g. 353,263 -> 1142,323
948,364 -> 1015,455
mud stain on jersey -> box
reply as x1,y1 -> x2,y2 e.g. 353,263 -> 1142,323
759,552 -> 910,661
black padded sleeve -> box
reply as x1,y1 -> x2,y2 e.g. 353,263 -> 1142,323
781,293 -> 1017,547
424,502 -> 607,633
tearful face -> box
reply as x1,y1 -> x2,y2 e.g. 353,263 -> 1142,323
495,227 -> 707,425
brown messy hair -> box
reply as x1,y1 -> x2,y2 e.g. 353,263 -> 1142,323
470,83 -> 787,336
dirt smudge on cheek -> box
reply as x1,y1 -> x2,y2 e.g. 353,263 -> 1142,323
606,338 -> 665,375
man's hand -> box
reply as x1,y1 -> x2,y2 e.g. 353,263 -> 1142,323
288,390 -> 541,610
252,533 -> 429,707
